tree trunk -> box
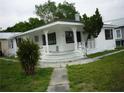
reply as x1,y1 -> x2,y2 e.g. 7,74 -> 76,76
85,34 -> 90,56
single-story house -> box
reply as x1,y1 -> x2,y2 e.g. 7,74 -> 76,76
0,32 -> 21,56
0,17 -> 123,62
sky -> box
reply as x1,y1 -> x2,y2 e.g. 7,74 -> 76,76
0,0 -> 124,30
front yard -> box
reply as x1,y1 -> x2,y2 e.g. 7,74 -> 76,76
87,47 -> 124,58
68,51 -> 124,91
0,59 -> 53,92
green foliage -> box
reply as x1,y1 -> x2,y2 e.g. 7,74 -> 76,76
68,51 -> 124,91
56,1 -> 78,20
87,48 -> 124,58
82,8 -> 103,38
4,18 -> 45,32
35,0 -> 78,23
17,38 -> 40,75
0,59 -> 53,91
35,0 -> 57,23
81,8 -> 103,50
28,17 -> 45,29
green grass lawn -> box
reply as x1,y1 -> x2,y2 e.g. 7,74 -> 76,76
0,59 -> 53,92
67,51 -> 124,92
87,47 -> 124,58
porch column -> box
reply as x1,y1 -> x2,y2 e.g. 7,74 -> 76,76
72,27 -> 78,50
44,30 -> 49,53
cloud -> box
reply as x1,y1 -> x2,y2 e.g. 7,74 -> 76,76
0,0 -> 124,29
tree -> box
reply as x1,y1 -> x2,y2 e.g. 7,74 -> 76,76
35,0 -> 78,23
17,38 -> 40,75
81,8 -> 103,54
28,17 -> 45,29
35,0 -> 57,23
4,18 -> 45,32
56,1 -> 78,20
13,22 -> 30,32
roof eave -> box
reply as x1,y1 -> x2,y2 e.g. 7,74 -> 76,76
15,21 -> 83,37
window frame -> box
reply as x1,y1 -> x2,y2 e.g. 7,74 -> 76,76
116,29 -> 122,39
34,35 -> 39,42
42,32 -> 56,45
48,32 -> 56,45
65,31 -> 74,43
105,29 -> 113,40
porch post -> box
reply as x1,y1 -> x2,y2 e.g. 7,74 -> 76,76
44,30 -> 49,53
72,27 -> 78,51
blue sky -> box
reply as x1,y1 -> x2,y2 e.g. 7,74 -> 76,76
0,0 -> 124,29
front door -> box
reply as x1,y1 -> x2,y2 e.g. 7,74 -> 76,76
77,31 -> 82,49
77,31 -> 81,42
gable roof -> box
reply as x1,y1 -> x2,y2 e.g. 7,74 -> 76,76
103,24 -> 117,28
104,18 -> 124,27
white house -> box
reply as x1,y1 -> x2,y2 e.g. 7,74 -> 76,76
105,18 -> 124,47
0,32 -> 21,56
0,18 -> 123,62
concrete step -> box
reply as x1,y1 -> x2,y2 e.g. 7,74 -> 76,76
40,55 -> 85,62
41,53 -> 83,60
40,50 -> 85,62
47,51 -> 76,56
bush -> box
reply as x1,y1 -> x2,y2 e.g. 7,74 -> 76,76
17,38 -> 40,75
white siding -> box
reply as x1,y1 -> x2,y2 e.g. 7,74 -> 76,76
87,28 -> 116,54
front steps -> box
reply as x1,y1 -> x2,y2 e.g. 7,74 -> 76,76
40,50 -> 86,63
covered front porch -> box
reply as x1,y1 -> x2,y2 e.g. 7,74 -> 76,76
39,22 -> 86,62
17,21 -> 86,62
42,26 -> 84,52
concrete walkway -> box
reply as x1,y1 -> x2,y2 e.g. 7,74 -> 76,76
47,67 -> 70,92
0,57 -> 18,62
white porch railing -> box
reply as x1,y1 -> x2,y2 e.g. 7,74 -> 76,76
77,41 -> 86,55
40,46 -> 47,55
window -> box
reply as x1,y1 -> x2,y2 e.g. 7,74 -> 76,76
77,32 -> 81,42
34,36 -> 39,42
42,32 -> 56,45
65,31 -> 74,43
8,40 -> 13,48
116,29 -> 121,38
105,29 -> 113,40
116,40 -> 124,47
116,40 -> 121,47
48,32 -> 56,45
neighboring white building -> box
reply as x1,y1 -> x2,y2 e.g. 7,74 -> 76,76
105,18 -> 124,47
0,18 -> 123,62
0,32 -> 21,56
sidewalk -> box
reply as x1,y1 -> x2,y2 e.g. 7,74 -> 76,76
0,57 -> 18,62
47,67 -> 70,92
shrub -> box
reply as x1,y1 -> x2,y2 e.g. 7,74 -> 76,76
17,38 -> 40,75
